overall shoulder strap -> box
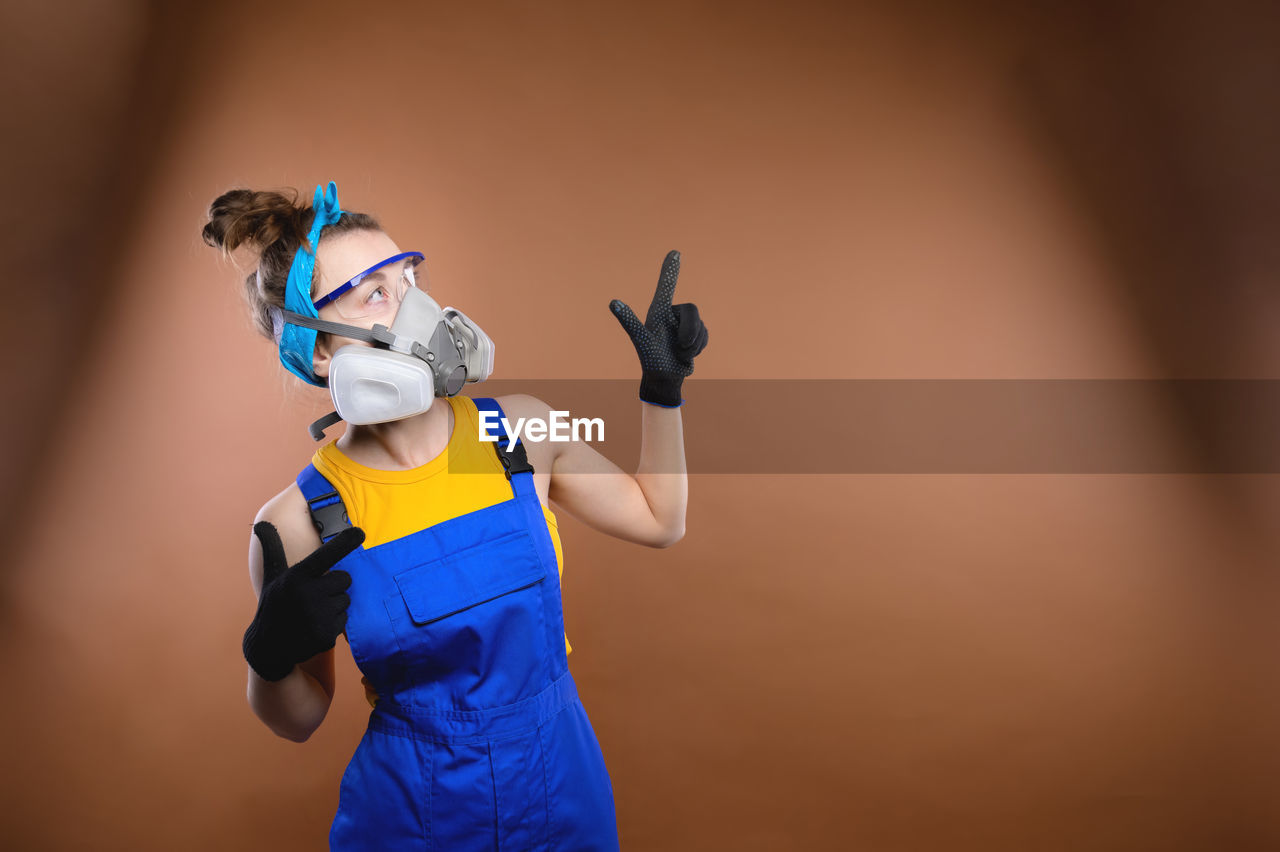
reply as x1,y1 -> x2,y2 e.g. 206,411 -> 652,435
296,463 -> 352,543
469,396 -> 535,481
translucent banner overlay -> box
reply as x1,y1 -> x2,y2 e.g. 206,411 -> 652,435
453,380 -> 1280,473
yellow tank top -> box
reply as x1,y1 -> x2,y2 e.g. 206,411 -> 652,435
310,394 -> 572,709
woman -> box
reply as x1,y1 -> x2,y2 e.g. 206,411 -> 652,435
202,181 -> 709,850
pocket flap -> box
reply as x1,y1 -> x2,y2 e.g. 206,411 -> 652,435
393,530 -> 546,625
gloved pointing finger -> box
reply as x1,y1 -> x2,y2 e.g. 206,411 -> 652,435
609,250 -> 710,408
243,522 -> 365,682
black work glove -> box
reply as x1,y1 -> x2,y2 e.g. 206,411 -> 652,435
242,522 -> 364,682
609,250 -> 709,407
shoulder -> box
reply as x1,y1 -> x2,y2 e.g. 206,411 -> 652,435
494,393 -> 551,422
247,482 -> 323,592
255,481 -> 317,539
493,393 -> 564,467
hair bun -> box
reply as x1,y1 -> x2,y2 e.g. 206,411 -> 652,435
201,187 -> 309,259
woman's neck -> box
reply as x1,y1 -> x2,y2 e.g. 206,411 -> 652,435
334,398 -> 455,471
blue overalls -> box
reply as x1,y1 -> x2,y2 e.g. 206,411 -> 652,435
295,397 -> 621,851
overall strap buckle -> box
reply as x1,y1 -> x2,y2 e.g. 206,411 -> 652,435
495,439 -> 535,480
308,489 -> 352,542
472,396 -> 537,481
296,464 -> 353,544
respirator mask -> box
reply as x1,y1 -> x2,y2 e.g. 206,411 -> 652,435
276,251 -> 495,440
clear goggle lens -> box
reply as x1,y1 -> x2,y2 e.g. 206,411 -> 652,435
321,253 -> 429,321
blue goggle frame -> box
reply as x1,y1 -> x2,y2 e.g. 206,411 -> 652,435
312,251 -> 427,312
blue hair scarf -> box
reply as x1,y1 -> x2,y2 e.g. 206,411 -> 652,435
276,181 -> 345,386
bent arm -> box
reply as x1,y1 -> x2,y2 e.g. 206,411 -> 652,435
247,651 -> 335,743
243,488 -> 338,741
505,394 -> 687,548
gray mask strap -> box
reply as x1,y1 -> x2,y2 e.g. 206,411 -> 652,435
280,309 -> 380,345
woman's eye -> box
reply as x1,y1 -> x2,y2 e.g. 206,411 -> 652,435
366,285 -> 388,305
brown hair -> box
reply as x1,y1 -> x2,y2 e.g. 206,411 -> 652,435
200,186 -> 381,351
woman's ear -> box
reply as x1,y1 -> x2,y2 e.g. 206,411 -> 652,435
312,332 -> 332,379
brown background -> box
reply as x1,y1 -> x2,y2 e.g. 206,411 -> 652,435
3,0 -> 1280,849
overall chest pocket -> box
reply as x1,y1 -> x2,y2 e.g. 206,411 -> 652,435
383,529 -> 549,699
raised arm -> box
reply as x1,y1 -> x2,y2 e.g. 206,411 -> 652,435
536,249 -> 709,548
545,395 -> 689,548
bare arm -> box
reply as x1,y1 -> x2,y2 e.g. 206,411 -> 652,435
548,248 -> 704,546
502,394 -> 687,548
244,486 -> 339,742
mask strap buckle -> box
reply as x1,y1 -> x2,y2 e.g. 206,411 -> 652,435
309,411 -> 343,441
368,323 -> 418,356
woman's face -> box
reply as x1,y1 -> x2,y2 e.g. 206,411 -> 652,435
310,228 -> 407,379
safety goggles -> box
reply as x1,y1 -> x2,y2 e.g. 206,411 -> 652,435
313,251 -> 428,320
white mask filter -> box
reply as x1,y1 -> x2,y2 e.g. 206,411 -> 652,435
327,347 -> 438,425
